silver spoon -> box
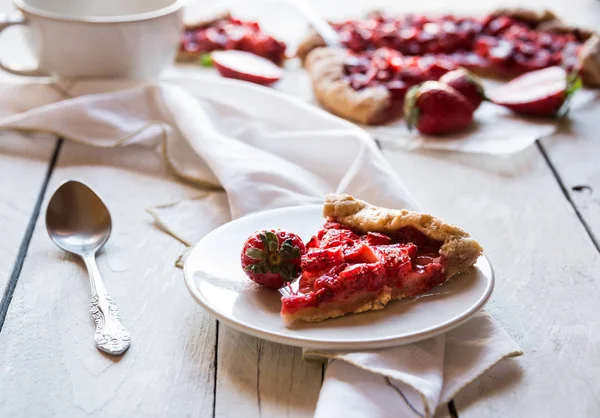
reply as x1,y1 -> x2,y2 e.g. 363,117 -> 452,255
46,180 -> 130,356
288,0 -> 341,48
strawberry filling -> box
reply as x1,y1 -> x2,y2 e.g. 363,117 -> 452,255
339,11 -> 584,119
343,48 -> 457,122
281,221 -> 446,316
181,17 -> 286,64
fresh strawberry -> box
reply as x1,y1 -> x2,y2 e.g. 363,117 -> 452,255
241,229 -> 305,289
439,68 -> 485,110
404,81 -> 474,135
487,66 -> 582,117
211,50 -> 283,86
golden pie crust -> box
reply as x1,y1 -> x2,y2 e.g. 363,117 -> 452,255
297,7 -> 600,87
323,194 -> 483,278
305,47 -> 391,125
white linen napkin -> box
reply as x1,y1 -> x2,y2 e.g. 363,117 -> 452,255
0,76 -> 522,417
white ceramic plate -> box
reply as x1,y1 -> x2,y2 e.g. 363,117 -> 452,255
184,205 -> 494,350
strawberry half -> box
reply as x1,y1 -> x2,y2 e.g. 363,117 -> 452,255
439,68 -> 485,110
212,50 -> 283,86
487,66 -> 582,117
241,229 -> 305,289
404,81 -> 474,136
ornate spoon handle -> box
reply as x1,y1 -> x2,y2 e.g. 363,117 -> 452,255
83,254 -> 131,355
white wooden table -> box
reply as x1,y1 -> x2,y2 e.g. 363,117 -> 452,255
0,0 -> 599,417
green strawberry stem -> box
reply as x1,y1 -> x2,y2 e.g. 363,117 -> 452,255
557,68 -> 583,118
199,53 -> 214,67
404,84 -> 421,132
269,253 -> 282,265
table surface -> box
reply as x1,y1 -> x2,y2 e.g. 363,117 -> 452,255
0,0 -> 599,417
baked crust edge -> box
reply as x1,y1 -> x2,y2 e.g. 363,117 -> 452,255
305,47 -> 392,124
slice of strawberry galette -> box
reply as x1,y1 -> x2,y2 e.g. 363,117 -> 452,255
281,194 -> 483,323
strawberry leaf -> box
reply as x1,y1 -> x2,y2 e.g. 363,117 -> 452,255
278,263 -> 297,282
245,248 -> 267,260
245,261 -> 268,274
279,266 -> 291,282
265,231 -> 279,252
279,239 -> 301,261
259,233 -> 270,253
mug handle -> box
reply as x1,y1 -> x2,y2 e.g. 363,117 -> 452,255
0,12 -> 48,77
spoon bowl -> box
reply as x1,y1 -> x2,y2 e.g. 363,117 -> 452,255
46,180 -> 112,255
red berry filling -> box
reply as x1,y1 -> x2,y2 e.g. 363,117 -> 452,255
337,11 -> 584,105
343,48 -> 457,122
280,222 -> 446,316
181,17 -> 286,64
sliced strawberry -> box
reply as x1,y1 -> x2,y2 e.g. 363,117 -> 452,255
305,235 -> 321,250
365,232 -> 392,246
377,244 -> 414,281
211,50 -> 283,86
301,247 -> 345,274
338,262 -> 386,292
487,66 -> 582,117
319,228 -> 359,249
344,243 -> 380,264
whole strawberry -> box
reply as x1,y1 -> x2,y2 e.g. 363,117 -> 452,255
404,81 -> 474,136
241,229 -> 305,289
487,66 -> 581,117
439,68 -> 485,110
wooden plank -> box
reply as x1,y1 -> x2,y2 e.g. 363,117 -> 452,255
0,1 -> 597,418
0,0 -> 58,297
215,326 -> 322,418
0,142 -> 217,416
0,135 -> 56,313
539,98 -> 600,249
381,145 -> 600,417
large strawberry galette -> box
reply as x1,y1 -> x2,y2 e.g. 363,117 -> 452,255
280,194 -> 483,323
179,11 -> 286,65
300,8 -> 600,124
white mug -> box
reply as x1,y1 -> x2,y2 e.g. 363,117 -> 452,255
0,0 -> 185,78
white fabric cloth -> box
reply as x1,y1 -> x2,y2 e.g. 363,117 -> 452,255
0,76 -> 522,417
